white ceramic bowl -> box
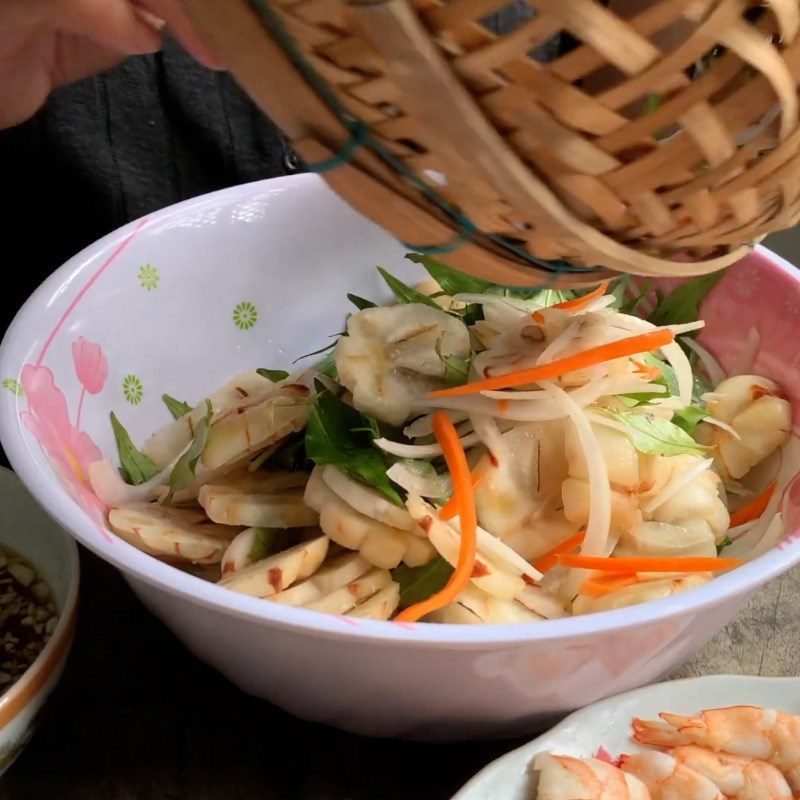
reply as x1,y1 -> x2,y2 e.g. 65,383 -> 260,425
0,467 -> 78,774
2,174 -> 800,740
453,674 -> 800,799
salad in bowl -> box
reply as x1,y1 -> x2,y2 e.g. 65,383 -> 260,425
87,256 -> 794,626
4,175 -> 800,737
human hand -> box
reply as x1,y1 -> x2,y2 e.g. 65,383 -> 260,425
0,0 -> 220,128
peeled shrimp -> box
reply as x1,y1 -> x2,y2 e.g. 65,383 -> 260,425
304,469 -> 433,569
668,745 -> 792,800
637,455 -> 729,544
473,420 -> 579,561
704,376 -> 791,480
533,752 -> 650,800
334,303 -> 470,425
572,573 -> 712,615
633,707 -> 800,791
620,751 -> 724,800
427,583 -> 545,624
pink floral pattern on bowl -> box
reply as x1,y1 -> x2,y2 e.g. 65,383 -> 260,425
20,363 -> 107,533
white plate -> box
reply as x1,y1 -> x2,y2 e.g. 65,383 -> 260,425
452,675 -> 800,799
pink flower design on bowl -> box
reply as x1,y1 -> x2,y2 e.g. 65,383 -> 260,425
20,364 -> 107,525
71,336 -> 108,396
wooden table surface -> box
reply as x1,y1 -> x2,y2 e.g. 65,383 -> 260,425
1,551 -> 797,800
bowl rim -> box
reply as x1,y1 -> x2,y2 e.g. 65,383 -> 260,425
0,468 -> 79,732
2,173 -> 800,647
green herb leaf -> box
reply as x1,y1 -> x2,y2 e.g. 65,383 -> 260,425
716,535 -> 733,555
295,340 -> 337,363
162,394 -> 192,420
692,373 -> 711,405
109,412 -> 159,485
405,253 -> 575,313
606,411 -> 708,457
618,278 -> 652,316
407,254 -> 495,296
257,368 -> 290,382
347,293 -> 377,311
163,401 -> 212,504
316,351 -> 337,379
305,387 -> 404,506
442,354 -> 471,385
393,556 -> 454,609
648,272 -> 725,328
377,267 -> 440,309
248,528 -> 300,561
249,528 -> 278,561
610,275 -> 630,308
672,405 -> 709,435
623,353 -> 679,404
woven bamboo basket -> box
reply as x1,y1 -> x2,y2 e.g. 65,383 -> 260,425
178,0 -> 800,286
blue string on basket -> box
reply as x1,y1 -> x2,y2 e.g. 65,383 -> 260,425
248,0 -> 597,276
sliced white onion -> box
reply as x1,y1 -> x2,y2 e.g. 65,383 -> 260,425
585,411 -> 641,438
680,336 -> 726,387
88,454 -> 181,507
579,296 -> 617,314
648,395 -> 685,409
668,321 -> 705,335
386,462 -> 451,498
469,413 -> 507,462
543,383 -> 611,557
660,343 -> 693,406
704,416 -> 740,439
448,516 -> 543,582
404,410 -> 468,438
729,327 -> 760,377
451,293 -> 532,313
536,319 -> 583,365
374,433 -> 481,458
724,479 -> 752,497
728,519 -> 758,541
641,458 -> 715,515
427,377 -> 622,423
615,314 -> 693,405
749,513 -> 784,559
481,389 -> 549,400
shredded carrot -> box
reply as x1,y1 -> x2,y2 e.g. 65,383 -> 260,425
428,329 -> 674,399
395,413 -> 478,623
729,482 -> 776,528
580,573 -> 640,598
531,282 -> 609,324
439,462 -> 487,521
498,398 -> 509,414
631,358 -> 661,381
552,282 -> 609,312
558,554 -> 744,573
533,531 -> 586,573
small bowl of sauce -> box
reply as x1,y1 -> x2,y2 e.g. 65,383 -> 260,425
0,467 -> 78,776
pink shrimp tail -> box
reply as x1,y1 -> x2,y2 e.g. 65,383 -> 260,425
632,717 -> 691,747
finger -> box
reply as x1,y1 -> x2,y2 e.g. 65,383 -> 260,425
0,0 -> 162,55
0,31 -> 124,128
139,0 -> 222,68
59,0 -> 163,54
51,33 -> 126,86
